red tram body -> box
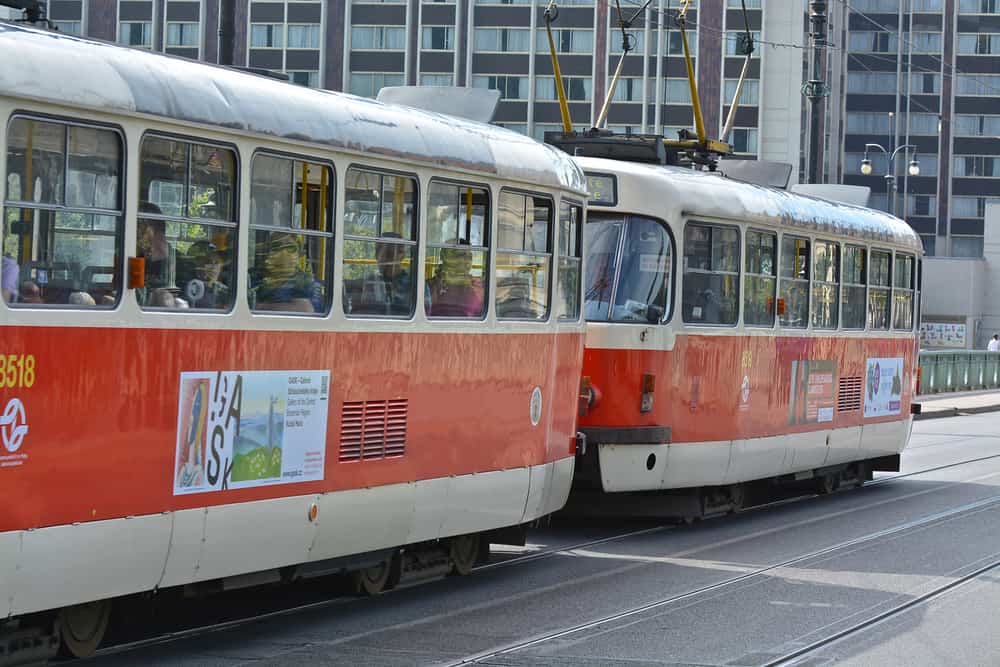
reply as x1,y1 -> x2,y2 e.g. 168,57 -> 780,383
0,25 -> 586,657
572,157 -> 921,515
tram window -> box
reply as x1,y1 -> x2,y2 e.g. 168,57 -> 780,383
868,249 -> 892,330
343,167 -> 418,317
424,181 -> 489,319
495,191 -> 551,320
744,230 -> 777,327
842,245 -> 867,330
3,117 -> 123,307
778,236 -> 809,328
893,253 -> 915,330
556,201 -> 583,320
811,240 -> 840,329
682,222 -> 739,326
582,214 -> 672,324
138,136 -> 237,311
248,154 -> 333,315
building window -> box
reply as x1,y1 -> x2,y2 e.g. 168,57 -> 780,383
723,78 -> 760,106
911,0 -> 942,9
666,31 -> 697,55
250,23 -> 284,48
425,182 -> 489,319
952,196 -> 986,217
420,73 -> 453,86
663,78 -> 691,104
956,73 -> 1000,95
138,136 -> 238,311
249,154 -> 333,314
911,32 -> 942,52
909,194 -> 936,216
960,0 -> 999,11
52,21 -> 81,35
287,24 -> 320,49
724,30 -> 759,56
289,71 -> 319,88
612,77 -> 650,102
846,111 -> 892,134
958,33 -> 1000,54
920,235 -> 936,256
730,128 -> 758,154
473,75 -> 529,100
954,114 -> 1000,136
119,21 -> 152,47
166,22 -> 200,47
422,26 -> 455,50
848,31 -> 898,53
847,71 -> 897,94
536,29 -> 594,54
3,118 -> 124,307
853,0 -> 897,9
342,168 -> 419,317
682,222 -> 740,325
351,26 -> 405,50
535,76 -> 592,102
952,236 -> 984,257
909,72 -> 941,94
474,28 -> 530,52
495,191 -> 552,320
609,29 -> 644,54
350,72 -> 405,98
954,155 -> 1000,177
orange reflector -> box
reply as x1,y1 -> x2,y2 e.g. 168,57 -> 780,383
642,373 -> 656,393
128,256 -> 145,289
776,298 -> 787,316
308,503 -> 319,522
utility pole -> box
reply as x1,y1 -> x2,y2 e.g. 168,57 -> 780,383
804,1 -> 829,184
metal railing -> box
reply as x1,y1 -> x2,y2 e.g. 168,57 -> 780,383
917,350 -> 1000,395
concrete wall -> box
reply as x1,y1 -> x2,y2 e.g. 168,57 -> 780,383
760,2 -> 803,184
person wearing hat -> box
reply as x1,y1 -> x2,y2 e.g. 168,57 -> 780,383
254,232 -> 317,313
184,240 -> 231,309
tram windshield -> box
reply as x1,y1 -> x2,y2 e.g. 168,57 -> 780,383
583,213 -> 673,323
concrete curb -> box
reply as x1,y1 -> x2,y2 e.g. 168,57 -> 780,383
914,403 -> 1000,421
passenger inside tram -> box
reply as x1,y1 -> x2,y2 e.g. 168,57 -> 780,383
252,232 -> 316,313
427,239 -> 484,317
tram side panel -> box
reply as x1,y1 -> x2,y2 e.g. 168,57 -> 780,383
578,333 -> 916,492
0,326 -> 583,616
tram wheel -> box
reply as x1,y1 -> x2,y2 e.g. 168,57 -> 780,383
449,534 -> 480,576
815,471 -> 840,495
57,599 -> 111,658
353,559 -> 393,596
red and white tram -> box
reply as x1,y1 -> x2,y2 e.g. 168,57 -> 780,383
572,155 -> 922,517
0,25 -> 586,657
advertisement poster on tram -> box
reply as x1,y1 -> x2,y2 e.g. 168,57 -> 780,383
173,370 -> 330,495
788,360 -> 836,425
864,357 -> 903,418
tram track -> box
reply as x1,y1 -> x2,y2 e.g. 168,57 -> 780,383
444,495 -> 1000,666
85,450 -> 1000,664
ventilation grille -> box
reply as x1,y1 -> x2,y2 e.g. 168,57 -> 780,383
837,377 -> 863,413
339,399 -> 408,462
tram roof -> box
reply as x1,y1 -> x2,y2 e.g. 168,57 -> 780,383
0,24 -> 585,193
578,157 -> 924,254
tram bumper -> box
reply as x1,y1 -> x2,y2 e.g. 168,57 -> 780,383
574,426 -> 672,492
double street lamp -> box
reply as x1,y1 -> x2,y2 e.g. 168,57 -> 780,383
859,142 -> 920,218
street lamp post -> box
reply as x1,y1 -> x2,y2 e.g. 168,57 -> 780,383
859,143 -> 920,217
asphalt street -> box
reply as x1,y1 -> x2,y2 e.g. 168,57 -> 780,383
89,411 -> 1000,667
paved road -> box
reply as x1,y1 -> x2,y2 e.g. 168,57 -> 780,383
90,412 -> 1000,667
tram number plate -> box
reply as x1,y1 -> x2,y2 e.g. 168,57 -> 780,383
0,354 -> 35,389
